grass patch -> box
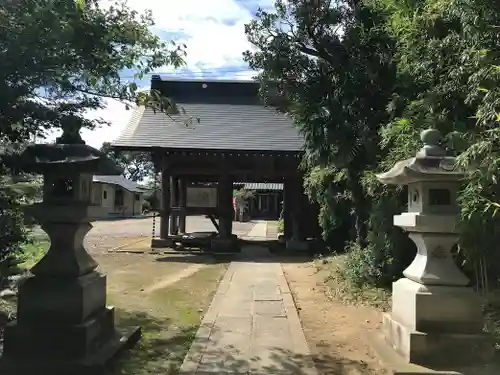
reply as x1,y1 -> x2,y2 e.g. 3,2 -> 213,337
483,290 -> 500,345
1,236 -> 47,344
2,236 -> 227,375
315,254 -> 391,311
18,237 -> 49,269
109,309 -> 197,375
108,263 -> 227,375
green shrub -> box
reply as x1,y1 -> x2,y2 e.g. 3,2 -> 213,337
277,219 -> 284,233
0,187 -> 28,283
339,242 -> 382,288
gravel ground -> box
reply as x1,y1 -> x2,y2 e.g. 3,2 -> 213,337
32,216 -> 257,254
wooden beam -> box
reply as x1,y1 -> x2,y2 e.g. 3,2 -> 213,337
169,176 -> 179,235
178,179 -> 187,233
168,167 -> 299,177
217,173 -> 233,238
160,167 -> 170,239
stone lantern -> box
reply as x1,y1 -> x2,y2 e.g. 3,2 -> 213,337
375,129 -> 492,367
0,124 -> 140,374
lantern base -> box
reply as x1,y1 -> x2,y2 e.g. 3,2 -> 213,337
0,325 -> 140,375
381,278 -> 494,367
1,270 -> 141,374
368,331 -> 498,375
382,314 -> 493,367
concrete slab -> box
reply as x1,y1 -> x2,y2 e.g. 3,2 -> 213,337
252,316 -> 293,349
254,300 -> 287,317
179,245 -> 318,375
246,221 -> 268,238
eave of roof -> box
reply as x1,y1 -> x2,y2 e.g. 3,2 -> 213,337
234,182 -> 284,191
92,175 -> 145,193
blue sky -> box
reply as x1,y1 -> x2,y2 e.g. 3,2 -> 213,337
47,0 -> 275,148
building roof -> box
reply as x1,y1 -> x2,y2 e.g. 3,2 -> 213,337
234,182 -> 284,191
92,175 -> 145,193
111,78 -> 304,153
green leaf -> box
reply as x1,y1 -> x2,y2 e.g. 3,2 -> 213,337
88,76 -> 98,87
75,0 -> 86,12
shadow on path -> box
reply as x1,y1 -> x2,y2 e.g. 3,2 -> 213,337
109,309 -> 375,375
155,239 -> 317,265
179,324 -> 375,375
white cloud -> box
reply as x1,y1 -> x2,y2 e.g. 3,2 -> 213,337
107,0 -> 257,73
45,0 -> 269,148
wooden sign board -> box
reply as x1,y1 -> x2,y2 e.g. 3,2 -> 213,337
186,187 -> 217,208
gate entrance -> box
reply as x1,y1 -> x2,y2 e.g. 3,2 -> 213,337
112,76 -> 321,250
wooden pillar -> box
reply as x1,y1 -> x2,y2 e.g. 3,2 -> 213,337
291,175 -> 306,241
218,174 -> 233,238
169,176 -> 179,235
274,191 -> 281,219
178,178 -> 186,234
283,178 -> 293,239
160,170 -> 170,239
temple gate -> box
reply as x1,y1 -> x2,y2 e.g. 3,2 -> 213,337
112,76 -> 320,251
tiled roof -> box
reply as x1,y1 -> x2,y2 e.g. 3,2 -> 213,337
111,79 -> 304,152
234,182 -> 284,191
92,175 -> 145,193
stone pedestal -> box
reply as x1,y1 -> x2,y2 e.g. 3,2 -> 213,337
382,278 -> 493,367
0,204 -> 140,374
379,229 -> 494,368
372,129 -> 495,371
151,237 -> 174,248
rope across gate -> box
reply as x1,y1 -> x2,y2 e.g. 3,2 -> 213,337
151,169 -> 159,240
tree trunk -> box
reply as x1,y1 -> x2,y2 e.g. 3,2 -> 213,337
347,168 -> 368,247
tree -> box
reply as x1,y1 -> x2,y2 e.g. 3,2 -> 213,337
0,0 -> 185,268
0,0 -> 185,145
243,0 -> 397,245
100,142 -> 154,182
377,0 -> 500,287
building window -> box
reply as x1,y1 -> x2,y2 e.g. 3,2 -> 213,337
135,194 -> 140,201
103,191 -> 107,199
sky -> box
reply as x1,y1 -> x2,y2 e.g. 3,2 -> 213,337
46,0 -> 276,148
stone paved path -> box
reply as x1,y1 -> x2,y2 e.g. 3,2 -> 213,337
245,221 -> 268,239
179,246 -> 318,375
